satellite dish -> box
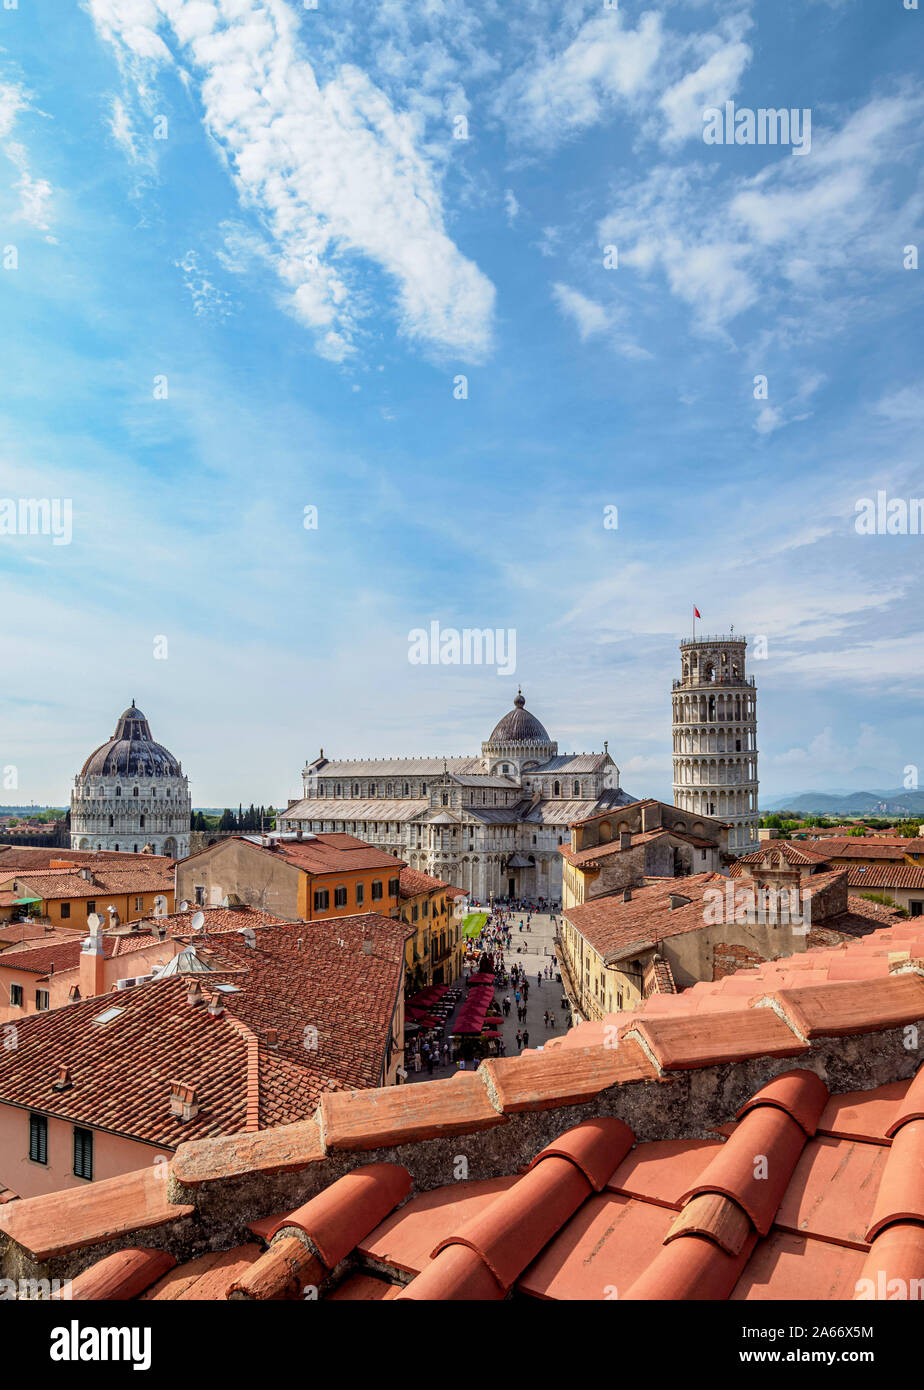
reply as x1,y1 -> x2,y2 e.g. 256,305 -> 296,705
191,911 -> 205,934
178,900 -> 190,912
87,913 -> 101,930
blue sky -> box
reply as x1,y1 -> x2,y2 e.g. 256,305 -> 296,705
0,0 -> 921,807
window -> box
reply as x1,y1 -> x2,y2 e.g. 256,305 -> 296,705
388,877 -> 399,897
194,887 -> 205,906
911,901 -> 923,917
35,989 -> 50,1011
422,900 -> 429,918
109,815 -> 114,827
73,1127 -> 93,1181
355,883 -> 364,906
334,886 -> 347,908
86,901 -> 96,915
134,896 -> 143,910
371,880 -> 383,901
10,984 -> 22,1007
370,784 -> 377,797
133,787 -> 139,797
313,889 -> 330,911
139,816 -> 145,828
412,905 -> 419,922
60,902 -> 71,920
115,786 -> 121,796
29,1113 -> 47,1165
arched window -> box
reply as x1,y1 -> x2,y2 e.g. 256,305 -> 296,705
115,786 -> 121,797
133,787 -> 139,797
403,782 -> 410,796
573,780 -> 580,797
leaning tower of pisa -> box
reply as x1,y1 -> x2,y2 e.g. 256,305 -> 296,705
671,633 -> 759,853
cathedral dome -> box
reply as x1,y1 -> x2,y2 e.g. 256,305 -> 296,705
487,692 -> 551,745
80,702 -> 183,778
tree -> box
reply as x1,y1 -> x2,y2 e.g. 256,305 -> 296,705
218,808 -> 236,832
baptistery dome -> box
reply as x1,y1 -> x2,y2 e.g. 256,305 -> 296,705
80,704 -> 183,779
70,702 -> 191,858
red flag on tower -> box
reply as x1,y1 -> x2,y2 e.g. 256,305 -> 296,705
694,607 -> 701,619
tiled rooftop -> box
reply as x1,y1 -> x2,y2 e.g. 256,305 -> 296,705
0,915 -> 410,1145
2,920 -> 923,1301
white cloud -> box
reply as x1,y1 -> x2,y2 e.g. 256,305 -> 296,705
503,188 -> 519,225
0,81 -> 54,232
754,404 -> 783,435
599,92 -> 924,337
175,249 -> 233,319
552,282 -> 607,341
88,0 -> 495,362
497,11 -> 663,143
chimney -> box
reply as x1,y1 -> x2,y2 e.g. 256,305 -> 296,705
265,1028 -> 279,1048
207,993 -> 224,1018
296,938 -> 304,952
79,866 -> 94,883
79,928 -> 107,999
241,927 -> 256,949
619,831 -> 632,850
622,888 -> 632,903
52,1065 -> 73,1092
187,981 -> 204,1007
169,1081 -> 199,1122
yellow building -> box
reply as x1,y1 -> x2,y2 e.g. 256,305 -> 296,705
397,867 -> 466,990
0,864 -> 174,931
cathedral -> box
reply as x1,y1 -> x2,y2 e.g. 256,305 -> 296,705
279,692 -> 636,901
70,702 -> 191,858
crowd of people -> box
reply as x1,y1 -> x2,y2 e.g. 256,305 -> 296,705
404,901 -> 576,1082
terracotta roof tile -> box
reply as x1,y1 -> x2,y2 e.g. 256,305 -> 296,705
0,1168 -> 193,1262
268,1162 -> 412,1267
884,1063 -> 924,1137
480,1039 -> 657,1113
775,1136 -> 890,1249
140,1244 -> 264,1300
856,1221 -> 924,1298
428,1154 -> 592,1293
679,1106 -> 809,1235
69,1248 -> 177,1301
621,1227 -> 759,1301
172,1118 -> 324,1187
327,1272 -> 401,1300
623,1008 -> 807,1071
359,1177 -> 516,1276
735,1068 -> 829,1137
773,974 -> 924,1039
732,1231 -> 868,1301
666,1192 -> 752,1256
320,1074 -> 505,1151
527,1117 -> 634,1192
818,1081 -> 911,1145
866,1119 -> 924,1241
606,1138 -> 725,1210
517,1192 -> 674,1300
227,1236 -> 325,1301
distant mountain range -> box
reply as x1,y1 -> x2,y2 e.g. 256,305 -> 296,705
764,788 -> 924,816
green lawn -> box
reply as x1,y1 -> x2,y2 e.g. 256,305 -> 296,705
462,912 -> 488,938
